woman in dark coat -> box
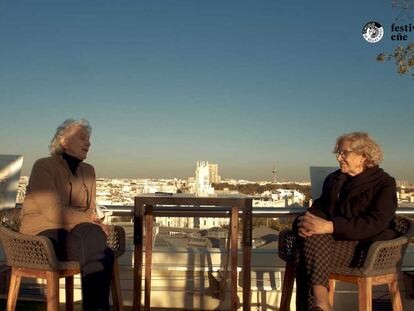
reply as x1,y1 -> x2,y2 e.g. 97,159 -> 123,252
294,132 -> 398,311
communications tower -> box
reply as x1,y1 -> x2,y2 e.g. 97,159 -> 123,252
272,162 -> 277,183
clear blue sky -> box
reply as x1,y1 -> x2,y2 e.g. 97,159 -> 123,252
0,1 -> 413,182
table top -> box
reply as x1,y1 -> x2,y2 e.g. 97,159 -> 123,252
135,193 -> 253,207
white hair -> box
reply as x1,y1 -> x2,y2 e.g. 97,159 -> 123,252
333,131 -> 383,168
49,119 -> 91,156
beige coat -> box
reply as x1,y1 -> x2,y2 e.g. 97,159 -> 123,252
20,155 -> 96,235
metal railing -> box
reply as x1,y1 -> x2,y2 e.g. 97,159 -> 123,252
15,202 -> 414,226
98,205 -> 414,217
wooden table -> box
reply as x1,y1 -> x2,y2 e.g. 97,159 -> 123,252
133,194 -> 253,311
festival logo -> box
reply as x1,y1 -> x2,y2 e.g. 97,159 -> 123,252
362,21 -> 384,43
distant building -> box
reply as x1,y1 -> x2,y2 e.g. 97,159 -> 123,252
397,180 -> 410,188
194,161 -> 214,196
155,216 -> 229,230
252,189 -> 305,207
398,185 -> 414,203
208,163 -> 221,184
16,176 -> 28,204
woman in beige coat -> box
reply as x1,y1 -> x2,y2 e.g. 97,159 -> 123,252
21,119 -> 113,311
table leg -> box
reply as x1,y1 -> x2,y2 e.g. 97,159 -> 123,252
144,205 -> 154,311
243,200 -> 252,311
231,206 -> 239,311
133,202 -> 144,311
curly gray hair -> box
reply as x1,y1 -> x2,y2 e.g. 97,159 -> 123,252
333,132 -> 383,168
49,119 -> 92,156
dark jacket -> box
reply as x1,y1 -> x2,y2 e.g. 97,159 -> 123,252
308,166 -> 398,242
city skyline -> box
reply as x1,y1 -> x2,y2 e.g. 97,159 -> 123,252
1,1 -> 413,182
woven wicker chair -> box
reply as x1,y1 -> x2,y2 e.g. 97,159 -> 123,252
0,208 -> 126,311
278,215 -> 414,311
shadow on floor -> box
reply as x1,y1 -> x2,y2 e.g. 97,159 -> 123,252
0,299 -> 46,311
0,300 -> 127,311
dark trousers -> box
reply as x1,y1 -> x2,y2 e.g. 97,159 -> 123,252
39,223 -> 114,311
295,234 -> 367,311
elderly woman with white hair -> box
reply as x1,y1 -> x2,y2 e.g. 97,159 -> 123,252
20,119 -> 113,311
293,132 -> 398,311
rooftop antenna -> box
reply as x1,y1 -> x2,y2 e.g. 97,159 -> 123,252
272,162 -> 277,183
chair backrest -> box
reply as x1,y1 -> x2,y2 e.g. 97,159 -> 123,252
394,215 -> 414,238
0,155 -> 24,210
309,166 -> 337,200
394,215 -> 414,266
0,208 -> 21,232
0,155 -> 23,262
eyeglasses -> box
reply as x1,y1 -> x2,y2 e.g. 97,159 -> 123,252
69,181 -> 90,208
335,149 -> 355,158
68,168 -> 91,208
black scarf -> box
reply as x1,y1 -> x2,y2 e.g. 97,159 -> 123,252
328,166 -> 387,218
62,152 -> 82,175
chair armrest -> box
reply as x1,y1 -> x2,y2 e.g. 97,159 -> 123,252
360,236 -> 409,275
107,225 -> 126,258
0,226 -> 61,271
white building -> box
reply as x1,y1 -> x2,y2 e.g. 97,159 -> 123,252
208,163 -> 221,184
194,161 -> 214,196
155,162 -> 222,229
156,216 -> 229,229
253,189 -> 306,207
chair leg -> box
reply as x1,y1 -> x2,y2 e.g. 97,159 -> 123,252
111,258 -> 123,311
328,278 -> 336,307
279,261 -> 296,311
6,270 -> 21,311
357,277 -> 372,311
46,271 -> 60,311
65,275 -> 74,311
388,274 -> 403,311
